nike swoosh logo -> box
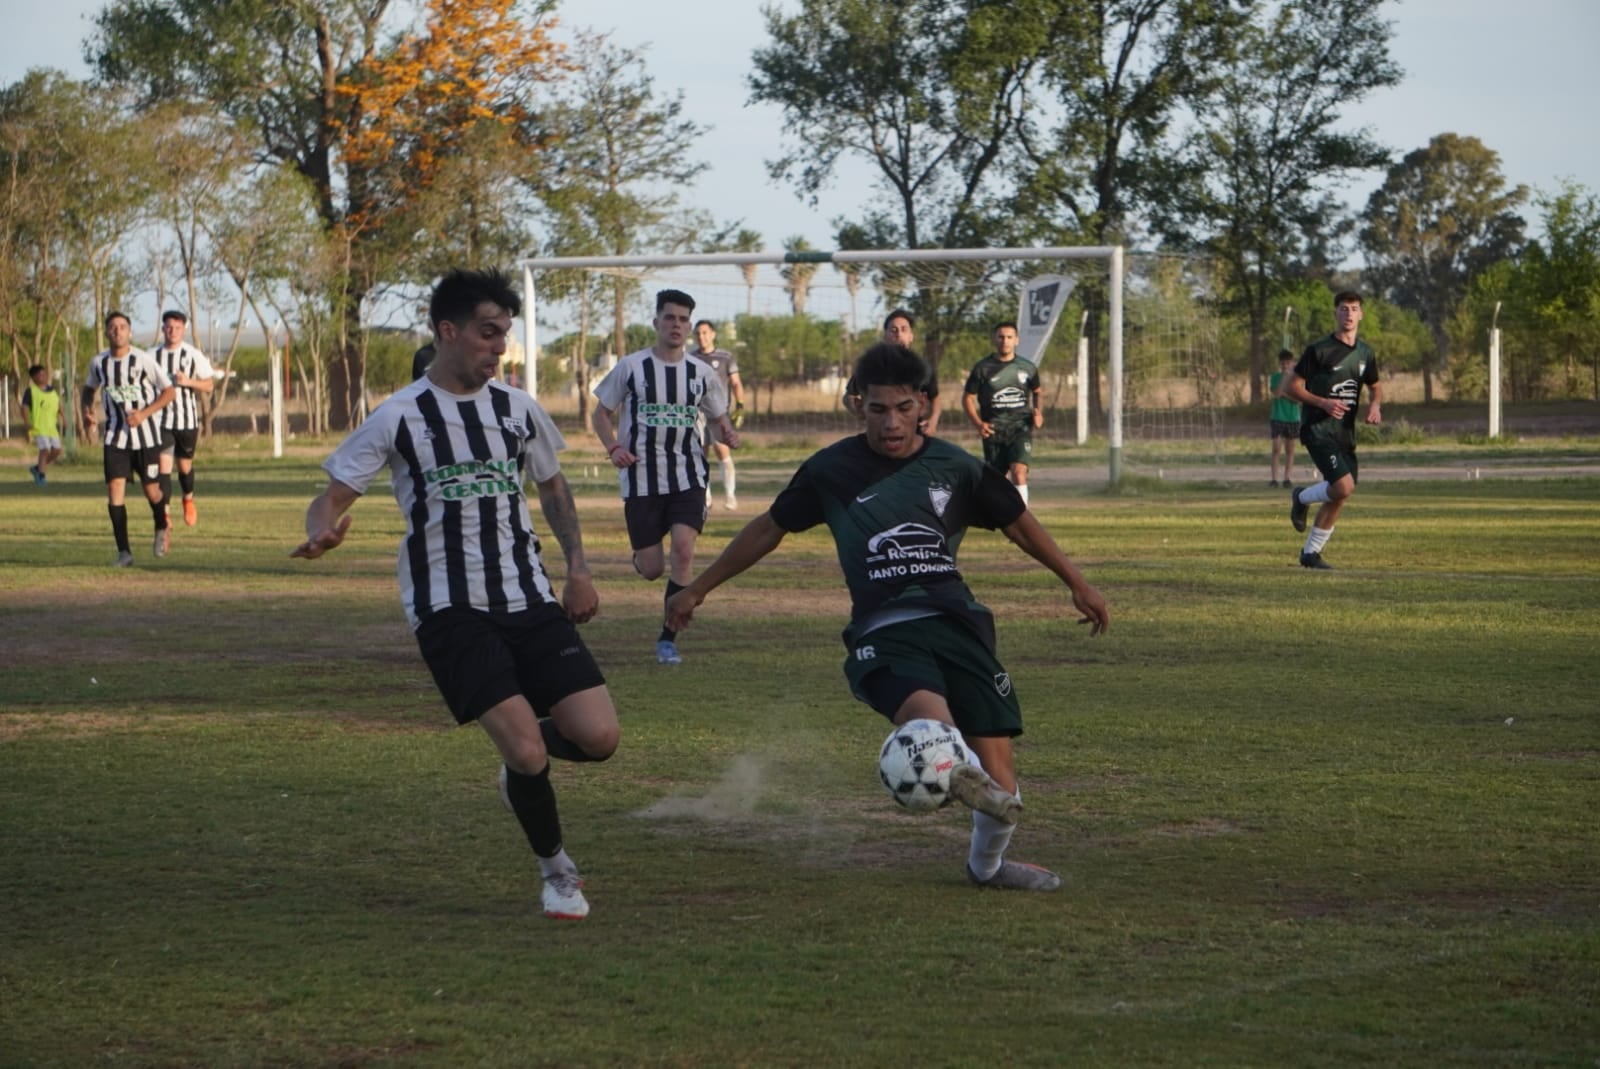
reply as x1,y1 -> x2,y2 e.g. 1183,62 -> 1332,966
855,493 -> 877,503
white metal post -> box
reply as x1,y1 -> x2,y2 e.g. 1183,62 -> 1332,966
1076,321 -> 1090,447
1107,246 -> 1124,485
1488,301 -> 1503,439
269,337 -> 284,459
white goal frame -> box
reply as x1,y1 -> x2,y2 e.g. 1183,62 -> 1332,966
516,246 -> 1127,484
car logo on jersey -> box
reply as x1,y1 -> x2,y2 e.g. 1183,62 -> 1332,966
501,416 -> 526,437
864,522 -> 955,581
928,484 -> 952,518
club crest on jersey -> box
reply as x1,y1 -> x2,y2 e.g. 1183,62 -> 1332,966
928,483 -> 952,518
500,415 -> 526,437
994,672 -> 1012,697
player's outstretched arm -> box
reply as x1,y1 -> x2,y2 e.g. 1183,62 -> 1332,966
535,471 -> 598,625
1001,509 -> 1109,636
292,479 -> 361,560
665,512 -> 788,631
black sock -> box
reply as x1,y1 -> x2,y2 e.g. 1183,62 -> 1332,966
540,718 -> 607,763
178,469 -> 195,496
149,493 -> 169,530
501,763 -> 563,859
108,504 -> 130,553
659,580 -> 684,643
157,474 -> 172,515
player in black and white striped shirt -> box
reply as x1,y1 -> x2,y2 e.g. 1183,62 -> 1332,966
152,310 -> 216,529
592,289 -> 739,666
293,269 -> 618,922
81,310 -> 176,567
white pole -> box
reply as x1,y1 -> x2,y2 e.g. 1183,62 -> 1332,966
1076,312 -> 1090,447
269,333 -> 284,459
1488,301 -> 1503,439
1107,246 -> 1124,485
523,264 -> 538,396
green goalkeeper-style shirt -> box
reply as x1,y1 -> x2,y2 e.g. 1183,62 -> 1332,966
1268,371 -> 1301,422
963,354 -> 1041,432
1294,334 -> 1379,440
768,434 -> 1026,650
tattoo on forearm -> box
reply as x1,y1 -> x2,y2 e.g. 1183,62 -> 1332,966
538,476 -> 587,570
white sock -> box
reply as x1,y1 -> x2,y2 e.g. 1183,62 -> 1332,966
1303,525 -> 1333,555
1298,481 -> 1331,504
967,807 -> 1018,881
720,458 -> 736,498
538,848 -> 575,879
1016,483 -> 1029,505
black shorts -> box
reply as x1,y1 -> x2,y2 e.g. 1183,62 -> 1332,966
1301,424 -> 1359,483
982,428 -> 1033,472
162,427 -> 200,459
414,603 -> 606,725
1270,419 -> 1300,440
843,615 -> 1022,738
623,487 -> 708,550
103,444 -> 163,485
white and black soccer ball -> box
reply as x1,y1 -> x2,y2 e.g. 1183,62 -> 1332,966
878,718 -> 968,813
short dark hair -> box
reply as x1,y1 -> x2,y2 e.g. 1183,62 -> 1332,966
429,268 -> 521,331
1278,348 -> 1294,362
28,363 -> 45,376
852,342 -> 930,396
104,310 -> 130,330
162,309 -> 188,324
656,289 -> 696,314
1334,290 -> 1363,307
993,320 -> 1018,334
883,309 -> 915,332
693,319 -> 716,332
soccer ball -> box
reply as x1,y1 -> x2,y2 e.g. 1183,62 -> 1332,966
878,718 -> 968,813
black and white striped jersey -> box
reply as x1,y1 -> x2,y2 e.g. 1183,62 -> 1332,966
85,348 -> 171,450
152,345 -> 215,431
593,349 -> 728,499
323,378 -> 567,630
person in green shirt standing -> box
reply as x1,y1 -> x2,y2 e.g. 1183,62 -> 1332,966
1267,349 -> 1301,487
20,364 -> 64,486
667,342 -> 1109,892
1286,291 -> 1383,569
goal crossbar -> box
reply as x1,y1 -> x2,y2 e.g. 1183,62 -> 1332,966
516,246 -> 1126,483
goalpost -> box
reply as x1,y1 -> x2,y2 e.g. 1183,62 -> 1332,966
516,246 -> 1223,487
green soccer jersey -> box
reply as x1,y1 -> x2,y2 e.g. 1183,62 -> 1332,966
1268,371 -> 1301,423
1295,334 -> 1379,438
963,354 -> 1041,432
768,434 -> 1026,648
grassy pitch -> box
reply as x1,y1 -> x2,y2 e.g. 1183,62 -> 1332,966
1,442 -> 1597,1068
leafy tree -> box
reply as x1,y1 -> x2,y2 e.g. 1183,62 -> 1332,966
779,235 -> 819,316
538,31 -> 713,362
751,0 -> 1040,249
90,0 -> 569,428
1159,0 -> 1400,402
1359,133 -> 1527,401
1519,182 -> 1600,399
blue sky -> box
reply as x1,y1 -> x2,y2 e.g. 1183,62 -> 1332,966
4,0 -> 1595,252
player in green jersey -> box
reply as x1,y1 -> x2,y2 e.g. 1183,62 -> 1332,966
1286,292 -> 1383,569
667,342 -> 1109,891
962,321 -> 1043,504
1267,349 -> 1301,487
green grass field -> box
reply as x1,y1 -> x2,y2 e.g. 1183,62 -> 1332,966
2,438 -> 1597,1068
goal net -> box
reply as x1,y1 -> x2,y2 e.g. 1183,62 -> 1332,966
517,247 -> 1224,484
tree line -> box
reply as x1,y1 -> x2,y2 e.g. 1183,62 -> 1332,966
3,0 -> 1596,438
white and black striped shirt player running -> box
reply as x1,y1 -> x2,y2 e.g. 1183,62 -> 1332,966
592,288 -> 739,666
81,310 -> 176,566
293,267 -> 621,922
152,309 -> 216,528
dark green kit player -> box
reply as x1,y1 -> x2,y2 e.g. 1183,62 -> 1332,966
1286,291 -> 1383,569
668,342 -> 1109,892
962,321 -> 1042,505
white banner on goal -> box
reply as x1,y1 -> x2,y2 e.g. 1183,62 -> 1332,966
1017,274 -> 1075,365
